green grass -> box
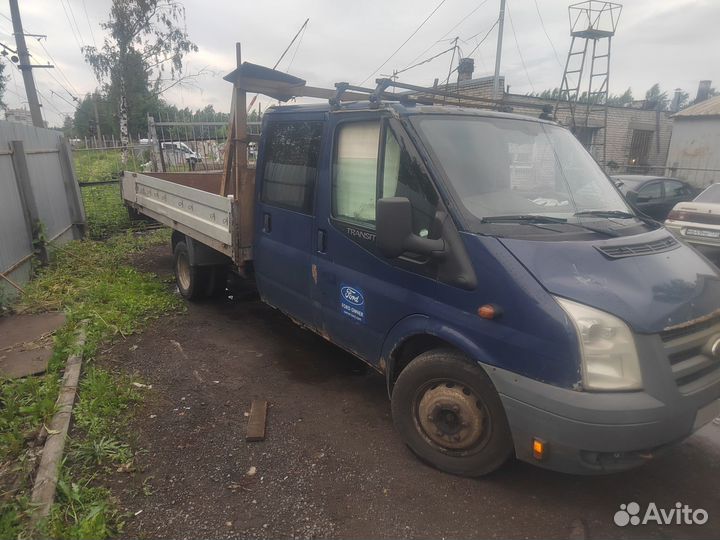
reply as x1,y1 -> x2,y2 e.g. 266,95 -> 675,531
0,229 -> 181,539
73,149 -> 146,184
73,149 -> 148,239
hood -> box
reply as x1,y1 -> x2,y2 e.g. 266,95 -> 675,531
499,228 -> 720,333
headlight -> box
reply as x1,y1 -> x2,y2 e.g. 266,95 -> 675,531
555,297 -> 642,391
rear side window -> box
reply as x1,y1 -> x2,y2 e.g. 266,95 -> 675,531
664,180 -> 688,197
637,182 -> 663,202
261,121 -> 324,213
695,183 -> 720,203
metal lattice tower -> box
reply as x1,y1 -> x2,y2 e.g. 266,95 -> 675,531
555,1 -> 622,166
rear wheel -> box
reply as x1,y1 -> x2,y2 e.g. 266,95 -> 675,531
391,348 -> 513,476
173,241 -> 206,300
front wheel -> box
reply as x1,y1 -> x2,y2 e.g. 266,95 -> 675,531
391,349 -> 514,476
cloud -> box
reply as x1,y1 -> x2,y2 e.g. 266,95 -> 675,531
1,0 -> 718,126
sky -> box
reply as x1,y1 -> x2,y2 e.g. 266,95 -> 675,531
0,0 -> 718,128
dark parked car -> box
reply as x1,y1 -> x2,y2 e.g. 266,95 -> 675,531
611,175 -> 699,221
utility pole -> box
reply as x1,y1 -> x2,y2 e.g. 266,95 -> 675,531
9,0 -> 44,127
492,0 -> 506,101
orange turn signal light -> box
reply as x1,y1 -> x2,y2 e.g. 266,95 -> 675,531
532,438 -> 546,460
478,304 -> 501,320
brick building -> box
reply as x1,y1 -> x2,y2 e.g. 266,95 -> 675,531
437,72 -> 673,174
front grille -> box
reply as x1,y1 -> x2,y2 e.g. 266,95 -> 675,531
661,318 -> 720,393
661,313 -> 720,342
596,236 -> 679,259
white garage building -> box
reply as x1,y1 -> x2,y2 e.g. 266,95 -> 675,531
666,95 -> 720,188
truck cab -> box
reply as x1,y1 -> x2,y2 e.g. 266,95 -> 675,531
249,101 -> 720,475
124,93 -> 720,476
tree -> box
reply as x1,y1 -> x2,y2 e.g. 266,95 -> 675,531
607,87 -> 633,106
643,83 -> 668,110
0,60 -> 7,109
60,116 -> 74,138
82,0 -> 197,162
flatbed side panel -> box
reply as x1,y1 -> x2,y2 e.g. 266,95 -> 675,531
122,172 -> 233,256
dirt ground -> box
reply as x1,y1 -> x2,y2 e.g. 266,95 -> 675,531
103,243 -> 720,540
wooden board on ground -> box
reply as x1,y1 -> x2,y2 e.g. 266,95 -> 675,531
246,399 -> 268,442
0,312 -> 66,378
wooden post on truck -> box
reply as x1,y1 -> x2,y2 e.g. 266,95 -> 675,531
234,43 -> 254,262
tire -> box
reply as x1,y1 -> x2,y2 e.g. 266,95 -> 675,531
173,241 -> 208,301
391,348 -> 513,477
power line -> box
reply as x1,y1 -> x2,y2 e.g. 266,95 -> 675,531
395,45 -> 456,76
80,0 -> 97,49
63,0 -> 86,47
506,0 -> 535,93
532,0 -> 563,68
36,39 -> 81,95
401,0 -> 491,70
359,0 -> 448,86
286,20 -> 308,73
59,0 -> 84,50
461,18 -> 499,64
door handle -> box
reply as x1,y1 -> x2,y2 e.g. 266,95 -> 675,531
317,229 -> 327,253
263,212 -> 272,233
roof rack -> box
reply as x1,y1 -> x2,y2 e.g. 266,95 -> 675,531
224,61 -> 547,112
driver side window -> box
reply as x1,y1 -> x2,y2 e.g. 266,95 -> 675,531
332,120 -> 439,237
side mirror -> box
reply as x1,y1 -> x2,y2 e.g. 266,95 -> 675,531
376,197 -> 445,258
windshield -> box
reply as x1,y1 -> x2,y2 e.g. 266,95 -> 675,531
695,183 -> 720,203
411,116 -> 633,225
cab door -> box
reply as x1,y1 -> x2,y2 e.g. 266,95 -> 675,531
312,115 -> 445,365
254,116 -> 325,328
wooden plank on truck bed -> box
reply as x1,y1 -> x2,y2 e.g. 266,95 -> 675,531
246,400 -> 268,442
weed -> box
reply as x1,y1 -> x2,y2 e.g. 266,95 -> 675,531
1,229 -> 180,538
38,476 -> 124,539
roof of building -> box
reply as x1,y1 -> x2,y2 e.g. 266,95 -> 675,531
673,95 -> 720,119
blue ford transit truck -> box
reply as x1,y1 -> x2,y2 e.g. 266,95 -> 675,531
122,63 -> 720,476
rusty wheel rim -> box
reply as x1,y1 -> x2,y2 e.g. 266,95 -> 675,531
415,380 -> 490,454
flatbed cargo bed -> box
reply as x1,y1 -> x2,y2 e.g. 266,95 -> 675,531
121,171 -> 237,259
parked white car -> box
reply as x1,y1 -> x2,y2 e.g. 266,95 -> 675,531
161,141 -> 203,164
665,183 -> 720,259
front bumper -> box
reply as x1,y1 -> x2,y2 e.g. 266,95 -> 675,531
483,330 -> 720,474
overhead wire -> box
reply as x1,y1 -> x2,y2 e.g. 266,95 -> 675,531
80,0 -> 97,49
286,20 -> 308,73
359,0 -> 448,86
36,39 -> 82,96
63,0 -> 86,47
506,0 -> 535,93
532,0 -> 563,68
451,17 -> 499,73
400,0 -> 490,71
59,0 -> 84,50
395,45 -> 456,76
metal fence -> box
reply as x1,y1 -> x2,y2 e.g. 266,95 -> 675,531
0,121 -> 85,297
611,164 -> 720,185
72,142 -> 152,239
147,114 -> 260,173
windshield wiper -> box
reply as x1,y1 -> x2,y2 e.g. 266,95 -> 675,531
481,214 -> 567,224
574,210 -> 636,219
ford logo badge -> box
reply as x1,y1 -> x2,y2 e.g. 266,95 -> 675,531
341,286 -> 364,307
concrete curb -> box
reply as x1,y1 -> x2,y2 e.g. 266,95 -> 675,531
29,323 -> 87,528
